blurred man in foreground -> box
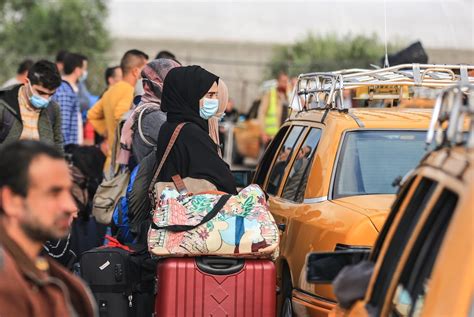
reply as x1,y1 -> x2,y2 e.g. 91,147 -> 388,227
0,140 -> 97,317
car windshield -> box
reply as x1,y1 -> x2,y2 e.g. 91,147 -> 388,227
333,130 -> 427,198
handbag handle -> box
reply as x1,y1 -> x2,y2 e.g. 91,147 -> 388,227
151,194 -> 231,232
137,106 -> 156,147
148,122 -> 187,196
171,175 -> 187,194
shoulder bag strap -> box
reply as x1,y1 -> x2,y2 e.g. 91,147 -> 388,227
151,194 -> 231,232
109,121 -> 123,178
171,175 -> 188,194
148,122 -> 187,196
137,104 -> 156,147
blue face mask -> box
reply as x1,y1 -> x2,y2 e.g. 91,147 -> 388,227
28,83 -> 50,109
79,70 -> 88,82
199,98 -> 219,120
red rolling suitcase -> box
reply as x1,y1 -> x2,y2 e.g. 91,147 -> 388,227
155,257 -> 276,317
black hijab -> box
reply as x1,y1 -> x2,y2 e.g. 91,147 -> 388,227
161,65 -> 218,131
154,65 -> 237,194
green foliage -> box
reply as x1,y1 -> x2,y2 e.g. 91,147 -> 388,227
268,33 -> 397,78
0,0 -> 110,94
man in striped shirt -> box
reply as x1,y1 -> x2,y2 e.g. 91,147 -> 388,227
0,60 -> 63,154
52,53 -> 88,147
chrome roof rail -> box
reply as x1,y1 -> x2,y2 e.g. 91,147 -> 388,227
333,68 -> 370,75
292,72 -> 344,111
426,84 -> 474,149
291,64 -> 474,112
342,64 -> 474,89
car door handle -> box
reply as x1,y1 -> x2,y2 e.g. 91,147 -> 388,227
277,223 -> 286,232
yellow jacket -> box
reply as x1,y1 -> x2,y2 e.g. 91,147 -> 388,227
257,88 -> 288,137
87,81 -> 133,148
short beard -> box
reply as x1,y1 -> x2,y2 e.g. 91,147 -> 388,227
20,202 -> 70,242
20,221 -> 68,242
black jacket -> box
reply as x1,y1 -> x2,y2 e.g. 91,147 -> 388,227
155,66 -> 237,194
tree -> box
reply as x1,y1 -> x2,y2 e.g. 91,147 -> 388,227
0,0 -> 110,93
268,33 -> 397,78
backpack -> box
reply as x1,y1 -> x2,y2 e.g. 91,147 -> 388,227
112,164 -> 140,244
92,116 -> 130,225
96,106 -> 156,236
79,239 -> 157,317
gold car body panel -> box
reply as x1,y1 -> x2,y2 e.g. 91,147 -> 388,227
272,197 -> 380,299
332,301 -> 369,317
263,108 -> 432,315
330,195 -> 393,231
344,147 -> 474,317
418,149 -> 474,317
292,289 -> 336,317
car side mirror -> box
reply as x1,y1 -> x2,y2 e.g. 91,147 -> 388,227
231,169 -> 255,189
306,250 -> 370,284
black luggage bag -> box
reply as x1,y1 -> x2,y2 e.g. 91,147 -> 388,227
79,245 -> 156,317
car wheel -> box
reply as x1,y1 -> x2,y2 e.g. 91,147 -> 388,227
280,266 -> 293,317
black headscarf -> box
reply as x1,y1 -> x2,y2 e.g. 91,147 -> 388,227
161,65 -> 218,131
154,65 -> 237,194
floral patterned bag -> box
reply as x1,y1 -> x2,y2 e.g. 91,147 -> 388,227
148,184 -> 279,258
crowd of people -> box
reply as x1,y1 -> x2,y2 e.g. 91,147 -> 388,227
0,52 -> 294,167
0,47 -> 291,316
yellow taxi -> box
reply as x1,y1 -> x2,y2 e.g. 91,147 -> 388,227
251,64 -> 474,317
310,83 -> 474,317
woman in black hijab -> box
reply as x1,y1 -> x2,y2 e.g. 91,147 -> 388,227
155,65 -> 237,194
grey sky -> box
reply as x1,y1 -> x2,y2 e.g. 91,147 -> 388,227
107,0 -> 474,49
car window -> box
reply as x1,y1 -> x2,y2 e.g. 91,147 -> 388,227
266,126 -> 305,196
254,126 -> 289,187
368,177 -> 438,313
281,128 -> 322,202
390,189 -> 458,317
333,130 -> 427,198
371,176 -> 416,262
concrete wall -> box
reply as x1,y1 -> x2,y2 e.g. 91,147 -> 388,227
426,48 -> 474,65
109,38 -> 474,113
109,38 -> 275,113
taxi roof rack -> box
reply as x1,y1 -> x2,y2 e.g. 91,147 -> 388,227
292,64 -> 474,112
426,84 -> 474,149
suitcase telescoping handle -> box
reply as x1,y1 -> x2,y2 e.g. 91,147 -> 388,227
196,257 -> 245,275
